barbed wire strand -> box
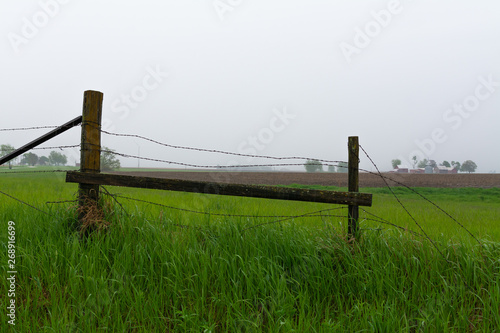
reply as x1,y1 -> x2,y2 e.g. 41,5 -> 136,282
91,186 -> 420,238
96,183 -> 418,236
357,144 -> 480,293
101,186 -> 130,217
0,169 -> 73,175
0,145 -> 79,154
31,145 -> 80,151
359,145 -> 479,292
242,213 -> 342,232
0,189 -> 53,216
357,165 -> 481,245
0,125 -> 62,132
360,209 -> 423,238
356,145 -> 449,260
92,148 -> 342,170
110,193 -> 347,220
46,199 -> 78,205
88,124 -> 345,165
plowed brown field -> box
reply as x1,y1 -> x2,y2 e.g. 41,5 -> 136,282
111,171 -> 500,188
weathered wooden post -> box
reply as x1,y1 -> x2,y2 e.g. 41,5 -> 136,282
78,90 -> 103,231
348,136 -> 359,239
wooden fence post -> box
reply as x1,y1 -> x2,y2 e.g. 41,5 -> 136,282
348,136 -> 359,239
78,90 -> 103,231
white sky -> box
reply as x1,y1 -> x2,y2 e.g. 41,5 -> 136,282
1,0 -> 499,172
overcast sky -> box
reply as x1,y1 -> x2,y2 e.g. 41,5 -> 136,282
1,1 -> 499,172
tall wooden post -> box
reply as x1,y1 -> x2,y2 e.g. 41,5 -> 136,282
348,136 -> 359,239
78,90 -> 103,229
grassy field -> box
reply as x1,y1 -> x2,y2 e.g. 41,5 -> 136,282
1,170 -> 500,332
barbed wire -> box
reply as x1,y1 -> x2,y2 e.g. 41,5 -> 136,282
91,124 -> 345,165
99,192 -> 351,232
358,146 -> 480,245
89,148 -> 342,170
31,145 -> 80,151
46,199 -> 78,205
2,119 -> 482,248
357,146 -> 478,292
360,209 -> 423,238
0,169 -> 72,175
358,145 -> 460,266
0,188 -> 53,216
98,189 -> 424,236
108,193 -> 347,220
87,139 -> 478,245
0,145 -> 79,153
0,125 -> 62,132
101,186 -> 130,217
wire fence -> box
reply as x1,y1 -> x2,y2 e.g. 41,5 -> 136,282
1,121 -> 479,247
2,120 -> 485,294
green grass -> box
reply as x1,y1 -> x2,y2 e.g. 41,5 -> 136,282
286,184 -> 500,243
1,172 -> 500,331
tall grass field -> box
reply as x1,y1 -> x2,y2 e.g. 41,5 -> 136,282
1,169 -> 500,332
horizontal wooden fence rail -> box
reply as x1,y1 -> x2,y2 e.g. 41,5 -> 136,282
66,171 -> 373,207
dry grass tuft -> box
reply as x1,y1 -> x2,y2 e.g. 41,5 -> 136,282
77,196 -> 112,236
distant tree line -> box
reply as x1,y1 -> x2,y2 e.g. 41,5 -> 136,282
1,144 -> 121,171
391,157 -> 478,173
1,144 -> 67,167
19,151 -> 67,166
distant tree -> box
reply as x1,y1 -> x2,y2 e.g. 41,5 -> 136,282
417,159 -> 428,168
48,151 -> 67,166
38,156 -> 49,166
21,152 -> 38,166
442,161 -> 451,168
101,147 -> 121,171
337,161 -> 348,173
327,164 -> 336,173
412,156 -> 418,168
391,159 -> 402,169
304,159 -> 323,173
0,144 -> 15,156
451,161 -> 461,171
461,160 -> 477,173
1,144 -> 15,169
